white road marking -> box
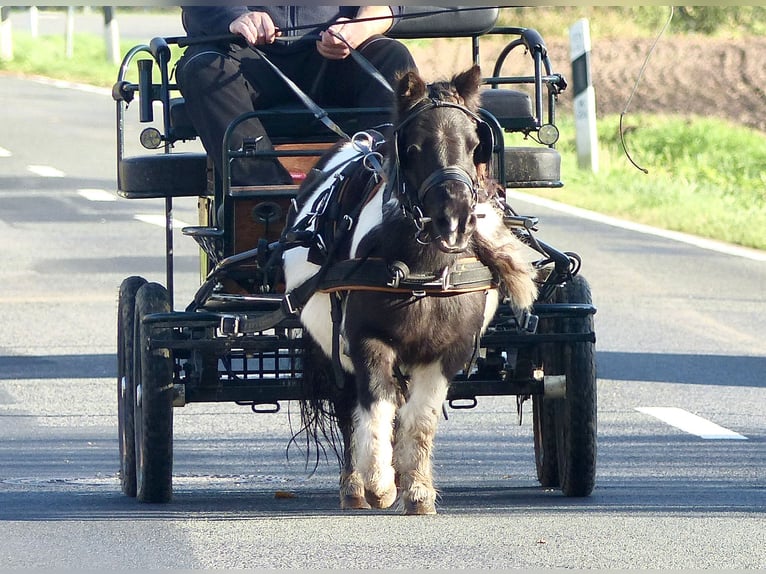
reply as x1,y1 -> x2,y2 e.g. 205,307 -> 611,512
27,165 -> 65,178
134,214 -> 193,229
78,188 -> 116,202
636,407 -> 747,440
27,75 -> 112,97
506,190 -> 766,262
0,146 -> 11,157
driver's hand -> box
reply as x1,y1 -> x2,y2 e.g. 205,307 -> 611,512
229,11 -> 279,46
317,17 -> 369,60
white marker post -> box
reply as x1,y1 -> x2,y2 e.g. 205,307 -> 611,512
569,18 -> 598,173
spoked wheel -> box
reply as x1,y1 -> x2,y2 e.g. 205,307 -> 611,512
117,275 -> 147,497
533,274 -> 597,496
133,282 -> 174,503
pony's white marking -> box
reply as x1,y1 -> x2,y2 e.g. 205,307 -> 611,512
78,188 -> 116,202
0,146 -> 11,157
133,214 -> 192,229
350,187 -> 387,258
506,189 -> 766,262
352,399 -> 397,497
636,407 -> 747,440
481,289 -> 500,332
27,165 -> 64,178
282,141 -> 370,375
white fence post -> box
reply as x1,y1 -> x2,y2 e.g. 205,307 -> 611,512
29,5 -> 37,38
0,6 -> 11,61
569,18 -> 599,173
104,6 -> 120,65
65,6 -> 75,58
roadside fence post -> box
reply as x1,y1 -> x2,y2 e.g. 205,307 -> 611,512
65,6 -> 75,58
29,5 -> 37,38
0,6 -> 11,61
103,6 -> 120,65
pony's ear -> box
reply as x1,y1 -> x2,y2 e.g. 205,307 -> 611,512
396,70 -> 427,114
452,65 -> 482,110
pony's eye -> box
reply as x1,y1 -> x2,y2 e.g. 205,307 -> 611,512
406,144 -> 421,158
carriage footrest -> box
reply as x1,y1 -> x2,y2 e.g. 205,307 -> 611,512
504,147 -> 562,188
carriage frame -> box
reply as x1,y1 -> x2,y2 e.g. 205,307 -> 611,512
113,7 -> 597,504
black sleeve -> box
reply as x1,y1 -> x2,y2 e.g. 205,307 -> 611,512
182,6 -> 251,37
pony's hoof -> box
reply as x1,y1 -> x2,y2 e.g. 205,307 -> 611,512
341,494 -> 372,510
365,486 -> 397,509
403,498 -> 437,515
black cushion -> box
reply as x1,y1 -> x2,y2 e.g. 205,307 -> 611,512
389,7 -> 499,39
118,153 -> 209,198
480,89 -> 536,131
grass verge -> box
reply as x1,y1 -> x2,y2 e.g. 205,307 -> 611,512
515,114 -> 766,251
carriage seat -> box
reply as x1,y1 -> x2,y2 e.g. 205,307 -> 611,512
118,85 -> 539,200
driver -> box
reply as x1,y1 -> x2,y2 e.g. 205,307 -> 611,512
176,6 -> 417,187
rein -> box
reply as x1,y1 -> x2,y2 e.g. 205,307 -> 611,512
172,7 -> 497,48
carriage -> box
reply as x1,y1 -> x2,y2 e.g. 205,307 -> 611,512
113,7 -> 597,511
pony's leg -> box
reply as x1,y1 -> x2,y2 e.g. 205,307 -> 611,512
392,362 -> 449,515
351,399 -> 398,508
349,339 -> 399,509
338,402 -> 370,510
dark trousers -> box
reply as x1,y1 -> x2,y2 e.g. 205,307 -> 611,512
176,36 -> 416,186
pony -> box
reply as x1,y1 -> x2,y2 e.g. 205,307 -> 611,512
282,65 -> 537,514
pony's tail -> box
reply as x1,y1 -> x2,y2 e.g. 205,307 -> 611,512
472,192 -> 538,312
288,333 -> 352,473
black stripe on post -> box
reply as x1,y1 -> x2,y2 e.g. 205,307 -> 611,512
571,51 -> 592,97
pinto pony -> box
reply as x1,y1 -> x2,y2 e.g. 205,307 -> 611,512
282,66 -> 537,514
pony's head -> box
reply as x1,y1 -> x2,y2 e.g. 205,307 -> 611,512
392,65 -> 491,254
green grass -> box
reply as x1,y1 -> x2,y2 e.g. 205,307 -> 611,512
2,30 -> 765,251
0,31 -> 183,87
516,114 -> 766,250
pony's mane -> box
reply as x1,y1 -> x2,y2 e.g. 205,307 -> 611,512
426,78 -> 480,112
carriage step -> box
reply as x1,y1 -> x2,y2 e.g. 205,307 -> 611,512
182,226 -> 224,265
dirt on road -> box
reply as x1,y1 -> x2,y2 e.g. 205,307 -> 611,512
410,35 -> 766,132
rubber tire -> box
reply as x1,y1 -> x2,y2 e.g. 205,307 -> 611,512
133,282 -> 174,503
532,289 -> 562,488
553,275 -> 597,497
117,276 -> 147,497
532,393 -> 559,488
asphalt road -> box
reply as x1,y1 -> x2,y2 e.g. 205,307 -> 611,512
0,73 -> 764,569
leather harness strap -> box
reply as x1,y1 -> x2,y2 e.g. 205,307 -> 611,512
317,257 -> 496,295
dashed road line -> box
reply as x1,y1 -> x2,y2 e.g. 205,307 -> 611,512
27,165 -> 65,178
636,406 -> 747,440
78,188 -> 117,202
134,213 -> 193,229
0,146 -> 11,157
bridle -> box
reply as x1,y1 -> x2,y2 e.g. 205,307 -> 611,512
390,98 -> 491,240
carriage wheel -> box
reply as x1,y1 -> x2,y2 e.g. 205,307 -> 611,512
117,275 -> 147,497
532,392 -> 559,487
553,275 -> 597,497
133,282 -> 174,503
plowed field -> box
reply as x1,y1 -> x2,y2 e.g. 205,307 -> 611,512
411,35 -> 766,132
